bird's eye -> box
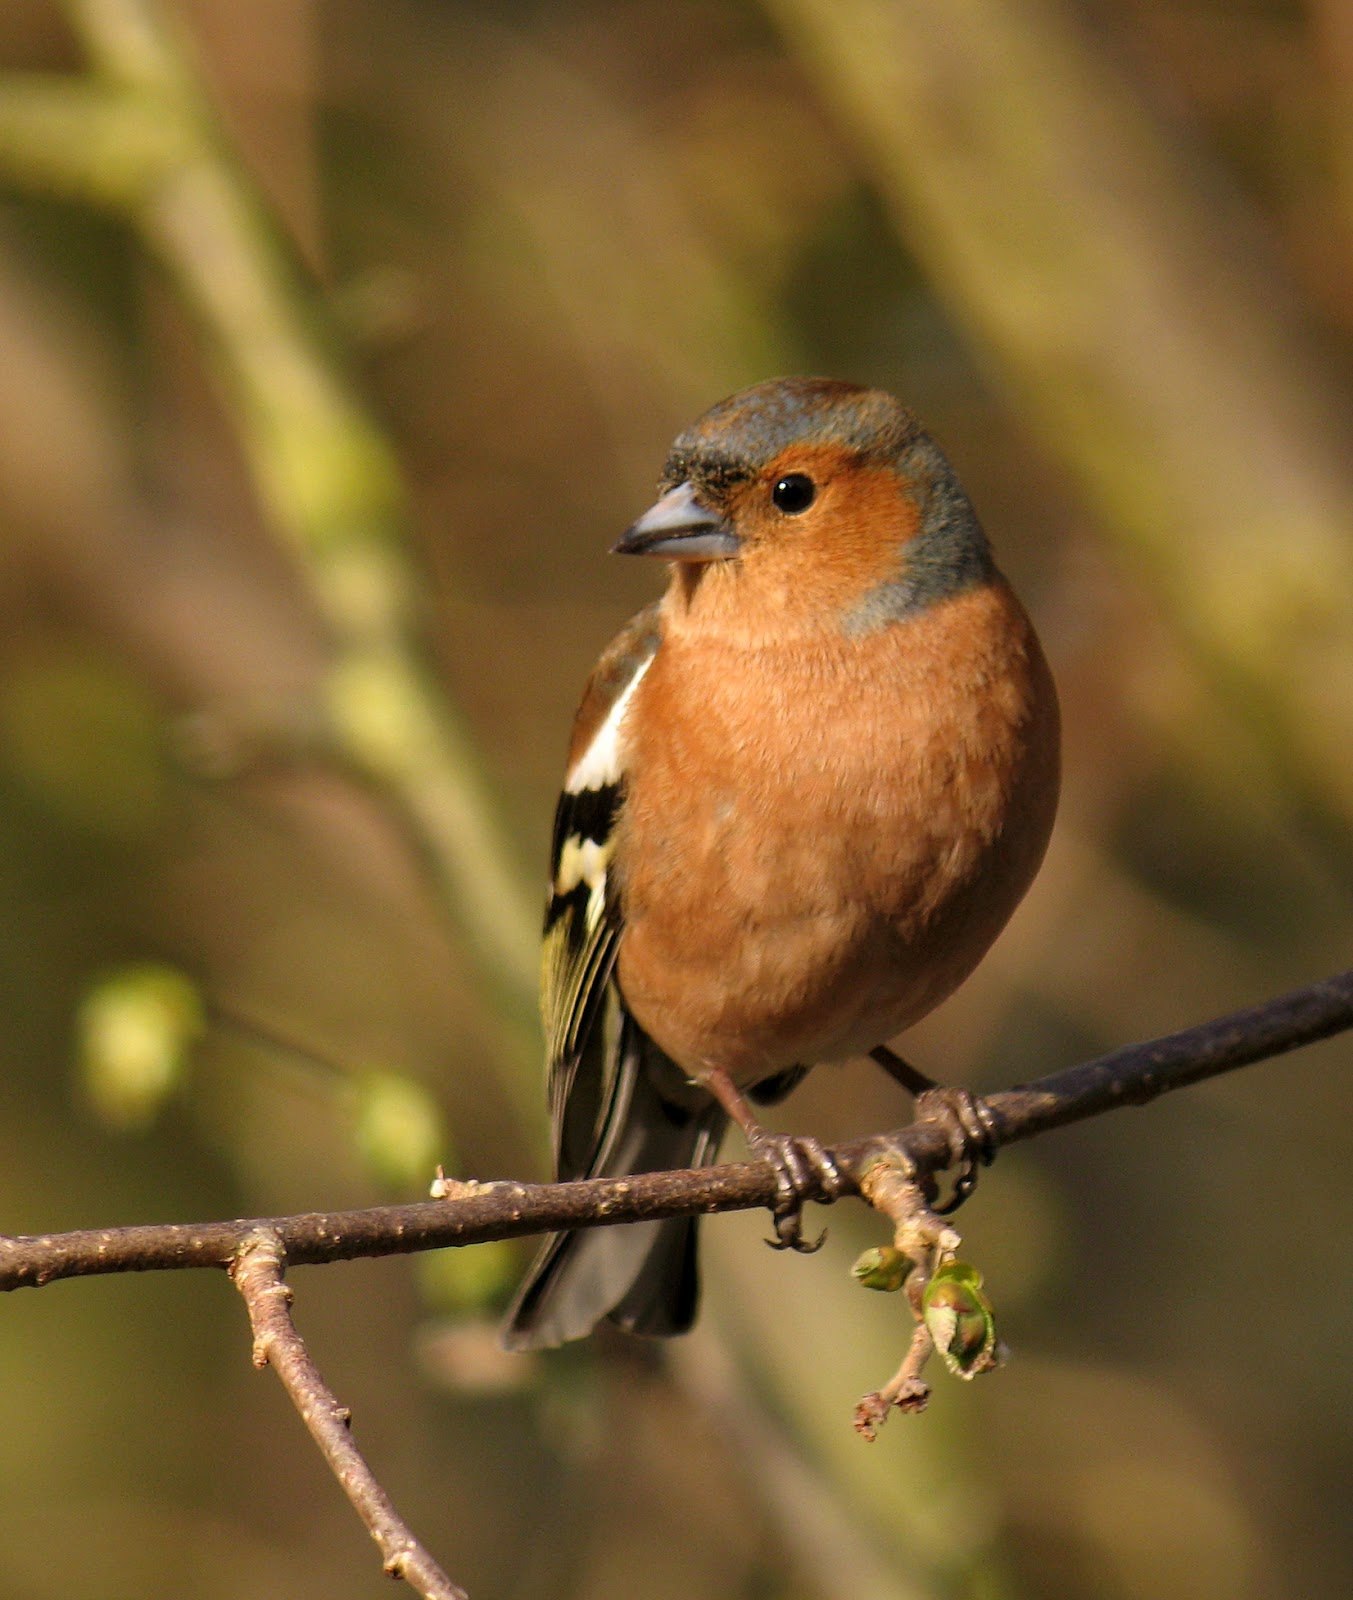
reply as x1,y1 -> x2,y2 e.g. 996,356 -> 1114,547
771,473 -> 816,514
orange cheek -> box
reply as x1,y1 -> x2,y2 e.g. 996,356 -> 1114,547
734,459 -> 922,619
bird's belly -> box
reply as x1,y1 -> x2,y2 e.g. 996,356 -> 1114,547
612,592 -> 1059,1084
610,604 -> 1061,1081
615,757 -> 1023,1080
619,861 -> 965,1079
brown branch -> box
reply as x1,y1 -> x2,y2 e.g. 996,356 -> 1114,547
231,1230 -> 468,1600
3,969 -> 1349,1293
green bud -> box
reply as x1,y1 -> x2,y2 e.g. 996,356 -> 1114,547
353,1070 -> 448,1191
851,1244 -> 913,1292
77,964 -> 203,1130
922,1261 -> 1004,1379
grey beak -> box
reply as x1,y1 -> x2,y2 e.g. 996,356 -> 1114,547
612,482 -> 739,561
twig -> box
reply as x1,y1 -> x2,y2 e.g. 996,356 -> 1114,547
3,971 -> 1349,1591
2,970 -> 1349,1292
853,1325 -> 935,1441
231,1229 -> 468,1600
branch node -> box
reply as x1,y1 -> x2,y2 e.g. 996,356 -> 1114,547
429,1170 -> 501,1202
229,1223 -> 467,1598
230,1228 -> 291,1366
857,1150 -> 958,1261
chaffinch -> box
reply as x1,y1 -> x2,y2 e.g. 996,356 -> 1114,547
503,377 -> 1060,1350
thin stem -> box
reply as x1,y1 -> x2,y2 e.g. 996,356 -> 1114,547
854,1325 -> 934,1440
3,969 -> 1348,1293
231,1230 -> 468,1600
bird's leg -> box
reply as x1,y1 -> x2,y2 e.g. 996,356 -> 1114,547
702,1066 -> 845,1253
868,1047 -> 998,1215
868,1045 -> 936,1098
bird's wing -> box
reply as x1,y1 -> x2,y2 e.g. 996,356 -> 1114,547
541,602 -> 661,1178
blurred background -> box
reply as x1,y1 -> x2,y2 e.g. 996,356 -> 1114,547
0,1 -> 1349,1597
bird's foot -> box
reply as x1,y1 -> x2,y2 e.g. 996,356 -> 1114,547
914,1086 -> 998,1214
700,1065 -> 847,1253
744,1129 -> 846,1253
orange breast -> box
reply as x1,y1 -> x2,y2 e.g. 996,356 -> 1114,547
613,577 -> 1059,1081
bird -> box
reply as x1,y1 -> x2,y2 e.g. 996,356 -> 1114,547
502,377 -> 1060,1351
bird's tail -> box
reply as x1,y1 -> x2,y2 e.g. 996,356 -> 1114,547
502,1022 -> 726,1351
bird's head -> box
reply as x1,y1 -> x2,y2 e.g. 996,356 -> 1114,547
614,377 -> 993,635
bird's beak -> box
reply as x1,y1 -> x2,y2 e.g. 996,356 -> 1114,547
612,482 -> 739,561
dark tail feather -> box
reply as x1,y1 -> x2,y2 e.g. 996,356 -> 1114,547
502,1028 -> 725,1351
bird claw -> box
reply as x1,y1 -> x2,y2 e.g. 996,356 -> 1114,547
914,1087 -> 998,1214
748,1131 -> 844,1253
770,1212 -> 826,1253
